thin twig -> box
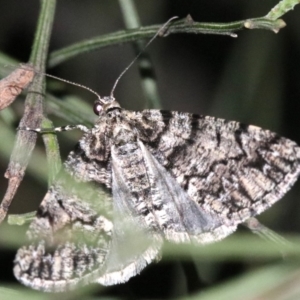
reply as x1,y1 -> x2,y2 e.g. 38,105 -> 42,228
0,0 -> 57,223
266,0 -> 300,20
8,211 -> 36,226
41,117 -> 62,185
48,15 -> 287,68
118,0 -> 162,109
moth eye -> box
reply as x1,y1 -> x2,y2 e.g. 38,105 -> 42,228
93,102 -> 103,115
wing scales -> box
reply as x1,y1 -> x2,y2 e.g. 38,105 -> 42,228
134,110 -> 300,224
13,108 -> 300,292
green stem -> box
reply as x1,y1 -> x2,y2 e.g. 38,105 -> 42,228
48,16 -> 284,68
46,93 -> 95,127
9,0 -> 56,176
41,117 -> 61,185
266,0 -> 300,20
118,0 -> 142,29
118,0 -> 162,109
0,53 -> 18,77
8,211 -> 36,226
8,0 -> 57,179
1,0 -> 57,223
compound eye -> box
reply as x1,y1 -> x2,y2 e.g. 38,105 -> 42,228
93,101 -> 103,115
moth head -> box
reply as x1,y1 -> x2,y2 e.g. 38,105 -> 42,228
93,96 -> 121,116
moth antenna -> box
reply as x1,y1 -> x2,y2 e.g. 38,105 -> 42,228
41,73 -> 102,100
2,63 -> 102,100
110,16 -> 178,98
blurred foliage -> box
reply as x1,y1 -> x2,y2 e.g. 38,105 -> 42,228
0,0 -> 300,299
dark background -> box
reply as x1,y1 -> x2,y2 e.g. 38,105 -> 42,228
0,0 -> 300,298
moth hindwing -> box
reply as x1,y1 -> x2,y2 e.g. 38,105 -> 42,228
14,96 -> 300,292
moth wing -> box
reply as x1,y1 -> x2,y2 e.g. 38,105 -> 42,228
97,155 -> 162,286
133,110 -> 300,226
138,140 -> 236,243
14,172 -> 113,292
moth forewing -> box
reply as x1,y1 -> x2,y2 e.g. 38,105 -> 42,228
138,140 -> 237,243
136,111 -> 300,225
96,159 -> 162,285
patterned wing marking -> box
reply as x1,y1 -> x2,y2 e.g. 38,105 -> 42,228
14,107 -> 300,291
13,178 -> 113,292
97,157 -> 162,285
138,140 -> 236,243
133,110 -> 300,226
108,131 -> 236,245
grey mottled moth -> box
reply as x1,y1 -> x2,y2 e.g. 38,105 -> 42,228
13,92 -> 300,291
12,19 -> 300,293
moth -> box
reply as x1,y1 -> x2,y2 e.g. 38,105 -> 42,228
12,18 -> 300,293
13,92 -> 300,292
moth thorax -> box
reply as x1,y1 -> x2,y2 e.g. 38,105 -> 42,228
114,127 -> 137,146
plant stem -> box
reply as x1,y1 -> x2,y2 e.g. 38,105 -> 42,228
118,0 -> 162,109
0,0 -> 57,223
266,0 -> 300,20
41,117 -> 62,185
48,15 -> 285,68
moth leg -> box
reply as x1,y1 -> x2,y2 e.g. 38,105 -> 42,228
8,211 -> 36,226
17,124 -> 89,133
244,217 -> 291,251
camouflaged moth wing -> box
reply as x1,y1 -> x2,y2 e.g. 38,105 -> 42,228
14,96 -> 300,292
